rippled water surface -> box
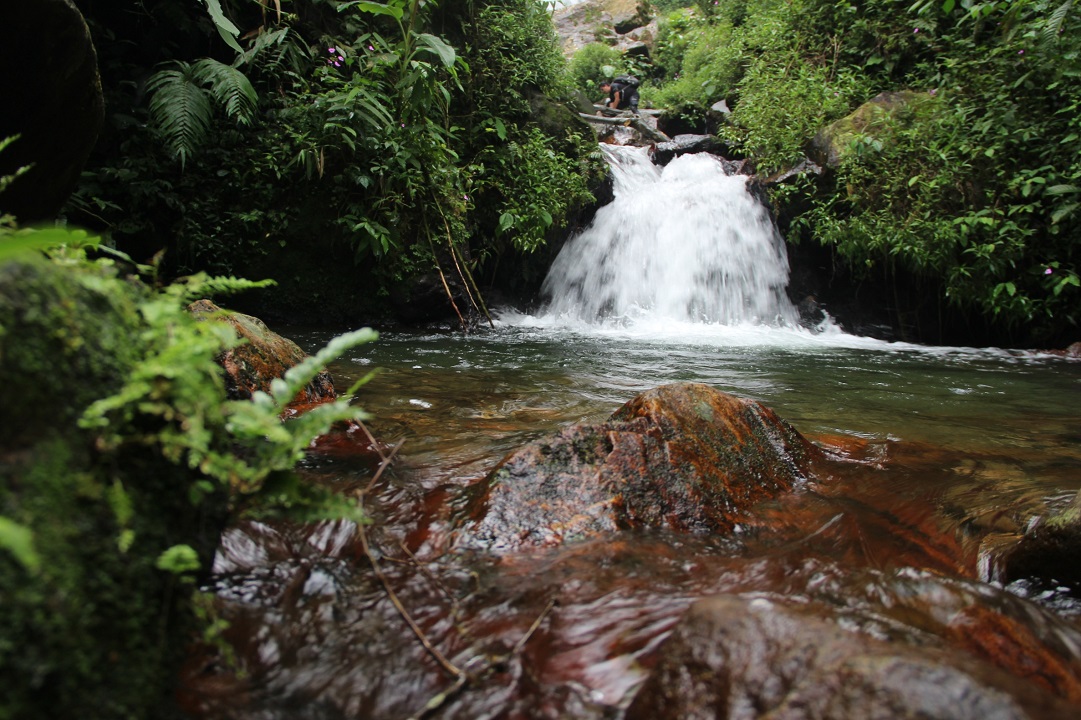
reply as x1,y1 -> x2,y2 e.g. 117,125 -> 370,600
296,321 -> 1081,483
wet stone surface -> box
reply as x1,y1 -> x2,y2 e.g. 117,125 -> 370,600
181,382 -> 1081,719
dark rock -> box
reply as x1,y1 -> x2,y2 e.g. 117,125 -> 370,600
992,491 -> 1081,596
765,156 -> 823,186
0,0 -> 104,222
626,594 -> 1080,720
454,383 -> 822,551
651,134 -> 723,166
187,299 -> 337,404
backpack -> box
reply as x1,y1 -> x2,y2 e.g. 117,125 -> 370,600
613,74 -> 640,89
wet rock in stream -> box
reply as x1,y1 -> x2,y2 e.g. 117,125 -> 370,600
626,593 -> 1080,720
453,383 -> 823,551
183,382 -> 1081,719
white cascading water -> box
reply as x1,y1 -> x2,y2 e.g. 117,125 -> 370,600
539,144 -> 799,328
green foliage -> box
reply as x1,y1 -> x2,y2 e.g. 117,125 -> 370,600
471,127 -> 595,254
72,0 -> 600,321
567,42 -> 625,94
0,229 -> 376,718
147,58 -> 257,169
648,15 -> 743,108
647,0 -> 1081,342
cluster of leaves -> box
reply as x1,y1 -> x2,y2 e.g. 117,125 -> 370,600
70,0 -> 601,319
645,0 -> 1081,344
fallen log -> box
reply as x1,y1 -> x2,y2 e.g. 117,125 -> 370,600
578,112 -> 671,143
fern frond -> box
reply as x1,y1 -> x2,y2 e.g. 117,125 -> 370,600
147,63 -> 214,169
348,85 -> 395,131
1044,0 -> 1076,44
238,27 -> 312,77
192,58 -> 258,126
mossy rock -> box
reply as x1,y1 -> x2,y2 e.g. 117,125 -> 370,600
0,258 -> 224,720
808,90 -> 935,168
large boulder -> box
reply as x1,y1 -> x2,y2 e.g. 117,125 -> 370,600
808,90 -> 934,169
453,383 -> 822,551
188,299 -> 337,405
626,593 -> 1081,720
0,0 -> 104,222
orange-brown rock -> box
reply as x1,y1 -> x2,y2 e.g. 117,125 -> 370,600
454,383 -> 823,551
187,299 -> 336,405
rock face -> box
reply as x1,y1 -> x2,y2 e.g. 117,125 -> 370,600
626,594 -> 1081,720
187,299 -> 337,405
0,0 -> 104,222
454,383 -> 822,550
553,0 -> 657,57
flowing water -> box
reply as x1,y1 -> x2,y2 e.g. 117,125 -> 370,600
184,146 -> 1081,719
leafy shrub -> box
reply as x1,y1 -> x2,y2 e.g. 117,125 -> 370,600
567,42 -> 625,95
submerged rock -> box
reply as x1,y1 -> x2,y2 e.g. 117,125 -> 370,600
188,299 -> 337,405
626,593 -> 1080,720
454,383 -> 822,550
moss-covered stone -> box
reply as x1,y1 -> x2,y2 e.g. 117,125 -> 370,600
0,259 -> 224,720
808,90 -> 935,168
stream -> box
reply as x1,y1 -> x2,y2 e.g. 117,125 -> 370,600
181,147 -> 1081,719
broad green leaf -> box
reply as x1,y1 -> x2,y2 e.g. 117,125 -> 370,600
0,517 -> 40,573
416,33 -> 457,68
344,1 -> 405,20
0,228 -> 101,263
202,0 -> 244,54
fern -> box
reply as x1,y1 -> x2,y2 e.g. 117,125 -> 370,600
238,26 -> 312,77
146,59 -> 257,168
1044,0 -> 1076,44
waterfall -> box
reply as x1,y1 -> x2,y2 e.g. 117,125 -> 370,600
539,145 -> 799,328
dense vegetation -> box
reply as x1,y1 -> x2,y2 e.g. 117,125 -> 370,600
619,0 -> 1080,345
69,0 -> 603,325
0,227 -> 376,718
3,3 -> 601,715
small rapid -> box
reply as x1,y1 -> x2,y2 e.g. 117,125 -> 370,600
538,144 -> 799,328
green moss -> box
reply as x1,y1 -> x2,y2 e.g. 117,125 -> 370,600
0,260 -> 204,719
0,258 -> 144,446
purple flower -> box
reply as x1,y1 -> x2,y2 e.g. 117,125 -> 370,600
328,47 -> 337,54
1018,49 -> 1025,55
368,45 -> 375,51
338,55 -> 345,62
1045,267 -> 1054,275
333,61 -> 341,67
913,28 -> 920,34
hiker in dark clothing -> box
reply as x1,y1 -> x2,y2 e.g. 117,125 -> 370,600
600,75 -> 640,113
